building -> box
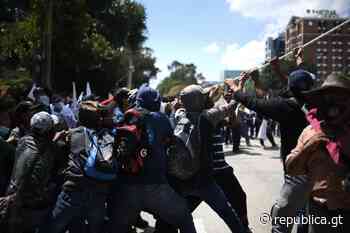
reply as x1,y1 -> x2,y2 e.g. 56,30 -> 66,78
221,70 -> 243,81
265,34 -> 285,61
285,16 -> 350,79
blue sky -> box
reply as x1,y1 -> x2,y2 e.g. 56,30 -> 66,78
138,0 -> 350,87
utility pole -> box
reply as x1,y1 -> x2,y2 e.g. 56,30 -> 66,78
127,47 -> 135,89
42,0 -> 53,91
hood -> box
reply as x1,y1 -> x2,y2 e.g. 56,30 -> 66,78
136,84 -> 161,112
179,85 -> 208,113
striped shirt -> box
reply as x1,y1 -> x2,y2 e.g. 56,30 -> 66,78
212,128 -> 230,171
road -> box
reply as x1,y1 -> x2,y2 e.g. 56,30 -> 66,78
139,138 -> 285,233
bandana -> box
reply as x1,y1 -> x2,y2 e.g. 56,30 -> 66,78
307,108 -> 350,165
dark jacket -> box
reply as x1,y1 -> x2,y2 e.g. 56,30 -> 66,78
7,134 -> 55,209
0,139 -> 15,195
233,91 -> 308,172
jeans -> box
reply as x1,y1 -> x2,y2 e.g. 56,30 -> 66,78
308,199 -> 350,233
39,189 -> 108,233
109,183 -> 196,233
271,175 -> 312,233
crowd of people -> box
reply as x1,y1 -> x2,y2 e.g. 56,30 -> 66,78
0,48 -> 350,233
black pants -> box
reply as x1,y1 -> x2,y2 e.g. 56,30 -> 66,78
214,167 -> 249,228
232,127 -> 241,152
225,127 -> 232,145
267,126 -> 277,147
154,167 -> 249,232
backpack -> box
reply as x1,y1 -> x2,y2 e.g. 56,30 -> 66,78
70,127 -> 117,181
167,109 -> 201,180
114,108 -> 150,174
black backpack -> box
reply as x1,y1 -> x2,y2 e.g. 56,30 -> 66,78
167,109 -> 201,180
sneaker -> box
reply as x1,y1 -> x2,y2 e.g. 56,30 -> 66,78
135,215 -> 149,229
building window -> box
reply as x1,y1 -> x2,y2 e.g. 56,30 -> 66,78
332,49 -> 337,52
323,64 -> 327,67
338,41 -> 343,45
323,56 -> 327,59
317,41 -> 321,45
338,64 -> 342,67
308,21 -> 313,26
339,49 -> 343,52
332,41 -> 337,45
338,56 -> 342,59
317,48 -> 321,52
323,49 -> 327,52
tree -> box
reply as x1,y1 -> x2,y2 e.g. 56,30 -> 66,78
157,61 -> 204,96
0,0 -> 158,97
251,58 -> 317,96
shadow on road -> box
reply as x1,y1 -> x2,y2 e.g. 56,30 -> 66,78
225,149 -> 262,157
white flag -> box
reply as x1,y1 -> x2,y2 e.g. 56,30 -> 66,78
72,82 -> 77,103
86,82 -> 92,97
27,83 -> 36,100
78,91 -> 84,102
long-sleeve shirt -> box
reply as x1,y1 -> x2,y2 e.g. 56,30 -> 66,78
286,126 -> 350,210
233,91 -> 308,172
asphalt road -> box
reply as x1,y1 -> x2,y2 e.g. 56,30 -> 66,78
139,138 -> 285,233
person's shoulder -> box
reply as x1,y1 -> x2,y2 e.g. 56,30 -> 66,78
300,125 -> 319,142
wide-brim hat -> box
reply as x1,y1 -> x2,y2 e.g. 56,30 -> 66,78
301,73 -> 350,107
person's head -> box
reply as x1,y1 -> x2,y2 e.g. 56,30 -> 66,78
51,94 -> 64,113
30,111 -> 55,140
12,101 -> 35,130
281,69 -> 315,102
113,87 -> 130,111
33,87 -> 50,107
179,85 -> 210,112
303,73 -> 350,130
136,84 -> 161,112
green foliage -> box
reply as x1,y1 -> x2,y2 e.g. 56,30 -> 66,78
257,58 -> 317,95
0,68 -> 32,101
157,61 -> 204,96
0,0 -> 157,97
